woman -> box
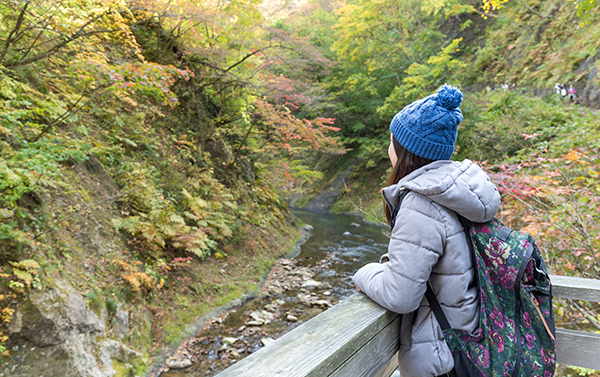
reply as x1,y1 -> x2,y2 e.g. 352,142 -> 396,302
352,85 -> 501,377
568,84 -> 576,103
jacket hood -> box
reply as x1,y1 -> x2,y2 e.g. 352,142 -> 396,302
382,159 -> 500,223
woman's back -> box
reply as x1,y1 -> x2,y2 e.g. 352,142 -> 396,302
352,85 -> 501,377
355,160 -> 500,376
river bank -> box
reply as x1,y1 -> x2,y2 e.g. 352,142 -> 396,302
159,255 -> 336,376
0,209 -> 304,377
154,209 -> 390,376
142,220 -> 311,377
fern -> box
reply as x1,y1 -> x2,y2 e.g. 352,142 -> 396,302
8,260 -> 41,290
113,259 -> 155,292
181,189 -> 234,241
172,228 -> 215,259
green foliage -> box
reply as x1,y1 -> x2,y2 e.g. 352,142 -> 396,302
455,90 -> 574,163
83,289 -> 104,314
322,0 -> 475,167
569,366 -> 600,376
106,296 -> 118,317
470,0 -> 600,87
1,0 -> 600,372
378,38 -> 466,119
8,259 -> 41,291
350,133 -> 391,169
574,0 -> 598,25
110,159 -> 241,259
71,59 -> 193,107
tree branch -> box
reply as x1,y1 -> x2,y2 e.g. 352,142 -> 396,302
0,0 -> 30,65
231,122 -> 255,166
17,15 -> 52,62
223,45 -> 276,74
472,7 -> 499,18
4,11 -> 119,68
29,84 -> 109,143
517,0 -> 546,18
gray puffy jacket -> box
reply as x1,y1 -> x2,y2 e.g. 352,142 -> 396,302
352,160 -> 500,377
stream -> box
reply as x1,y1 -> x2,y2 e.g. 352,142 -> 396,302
159,208 -> 391,376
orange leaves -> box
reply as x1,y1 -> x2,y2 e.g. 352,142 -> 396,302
487,149 -> 600,277
113,259 -> 155,292
252,99 -> 344,155
73,59 -> 193,107
563,149 -> 587,165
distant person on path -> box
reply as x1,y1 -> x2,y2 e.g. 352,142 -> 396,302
560,83 -> 567,98
554,83 -> 562,95
568,84 -> 577,103
353,85 -> 500,377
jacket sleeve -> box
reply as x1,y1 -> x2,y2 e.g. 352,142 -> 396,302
352,195 -> 446,314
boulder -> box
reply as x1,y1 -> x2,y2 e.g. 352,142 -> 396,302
0,279 -> 143,377
166,358 -> 192,369
301,279 -> 322,289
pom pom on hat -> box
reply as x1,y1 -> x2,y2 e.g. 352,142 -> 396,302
436,84 -> 463,109
389,84 -> 464,160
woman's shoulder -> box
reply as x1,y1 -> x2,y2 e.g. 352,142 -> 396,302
400,191 -> 447,222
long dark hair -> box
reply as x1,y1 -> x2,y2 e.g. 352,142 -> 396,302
384,136 -> 434,225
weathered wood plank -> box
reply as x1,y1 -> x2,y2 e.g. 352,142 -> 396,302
373,351 -> 399,377
216,276 -> 600,377
215,293 -> 399,377
556,328 -> 600,370
551,275 -> 600,302
369,328 -> 600,376
329,316 -> 400,377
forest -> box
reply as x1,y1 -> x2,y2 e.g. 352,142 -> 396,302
0,0 -> 599,375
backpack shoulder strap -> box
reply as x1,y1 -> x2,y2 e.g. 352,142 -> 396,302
426,214 -> 479,331
389,188 -> 410,232
425,283 -> 451,330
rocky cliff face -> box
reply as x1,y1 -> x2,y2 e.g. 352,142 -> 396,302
0,151 -> 300,377
2,279 -> 144,377
302,159 -> 360,213
576,56 -> 600,108
1,156 -> 147,377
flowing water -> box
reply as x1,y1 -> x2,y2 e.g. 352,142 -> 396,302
160,209 -> 391,376
289,209 -> 390,294
158,209 -> 592,377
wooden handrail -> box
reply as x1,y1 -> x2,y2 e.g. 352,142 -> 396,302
215,293 -> 400,377
551,275 -> 600,302
215,275 -> 600,376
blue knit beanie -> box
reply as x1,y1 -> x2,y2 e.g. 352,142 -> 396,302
389,84 -> 463,160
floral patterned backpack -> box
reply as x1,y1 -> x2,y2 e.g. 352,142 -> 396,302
426,216 -> 557,377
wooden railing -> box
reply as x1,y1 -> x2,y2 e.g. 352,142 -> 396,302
215,275 -> 600,377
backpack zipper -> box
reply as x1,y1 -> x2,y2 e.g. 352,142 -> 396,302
528,291 -> 555,341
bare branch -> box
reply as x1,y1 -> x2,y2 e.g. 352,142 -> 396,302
231,122 -> 255,166
472,7 -> 499,18
29,84 -> 110,143
223,45 -> 278,74
517,0 -> 546,18
17,15 -> 53,62
569,299 -> 600,331
0,0 -> 30,65
4,10 -> 120,68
